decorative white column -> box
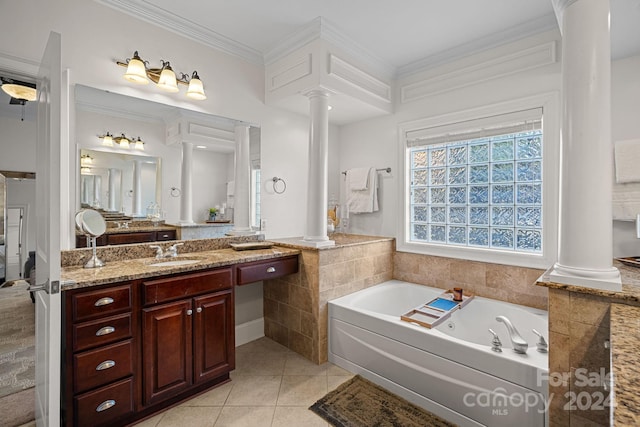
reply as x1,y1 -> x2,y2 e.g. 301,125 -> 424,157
108,168 -> 117,212
229,123 -> 254,235
303,90 -> 334,247
549,0 -> 620,290
132,160 -> 143,217
179,142 -> 195,224
92,175 -> 102,208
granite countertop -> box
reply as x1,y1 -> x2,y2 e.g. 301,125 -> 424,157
536,261 -> 640,304
101,225 -> 177,235
167,222 -> 233,228
271,233 -> 394,250
610,303 -> 640,425
60,246 -> 300,291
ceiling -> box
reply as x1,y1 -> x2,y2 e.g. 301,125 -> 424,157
2,0 -> 639,124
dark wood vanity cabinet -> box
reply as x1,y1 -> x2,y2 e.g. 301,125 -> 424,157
62,254 -> 297,427
75,229 -> 177,247
63,267 -> 234,427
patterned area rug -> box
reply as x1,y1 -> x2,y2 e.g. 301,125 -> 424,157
0,281 -> 35,399
310,375 -> 457,427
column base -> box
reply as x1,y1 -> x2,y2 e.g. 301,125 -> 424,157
548,263 -> 621,291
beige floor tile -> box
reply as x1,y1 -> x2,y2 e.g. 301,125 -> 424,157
156,406 -> 221,427
17,422 -> 36,427
327,375 -> 353,391
234,352 -> 286,376
325,363 -> 351,376
133,412 -> 165,426
271,407 -> 329,427
283,353 -> 328,376
277,375 -> 328,406
236,337 -> 290,356
181,381 -> 233,406
214,406 -> 275,427
225,375 -> 282,406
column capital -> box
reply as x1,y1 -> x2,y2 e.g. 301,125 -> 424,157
303,88 -> 331,99
552,0 -> 597,33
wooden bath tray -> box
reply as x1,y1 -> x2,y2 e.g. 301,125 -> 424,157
401,290 -> 474,329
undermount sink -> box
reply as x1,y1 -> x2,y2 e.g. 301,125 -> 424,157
147,258 -> 203,267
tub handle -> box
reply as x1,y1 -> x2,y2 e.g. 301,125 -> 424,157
488,329 -> 502,353
532,329 -> 548,353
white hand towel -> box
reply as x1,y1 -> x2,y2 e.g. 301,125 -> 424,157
615,139 -> 640,183
346,168 -> 370,190
347,168 -> 379,213
226,181 -> 235,208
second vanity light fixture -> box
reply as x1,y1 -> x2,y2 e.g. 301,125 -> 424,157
98,132 -> 145,150
116,51 -> 206,100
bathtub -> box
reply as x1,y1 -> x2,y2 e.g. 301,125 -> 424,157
328,280 -> 549,427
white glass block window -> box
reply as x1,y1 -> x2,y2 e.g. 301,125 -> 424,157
407,108 -> 543,254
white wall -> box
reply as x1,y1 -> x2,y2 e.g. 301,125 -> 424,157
0,115 -> 36,173
339,31 -> 563,241
612,55 -> 640,257
0,0 -> 312,243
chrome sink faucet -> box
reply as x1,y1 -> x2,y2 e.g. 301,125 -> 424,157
149,245 -> 164,259
496,316 -> 529,354
165,243 -> 184,258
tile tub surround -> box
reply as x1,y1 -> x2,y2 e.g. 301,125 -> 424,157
537,265 -> 640,427
394,251 -> 547,309
61,235 -> 264,267
264,234 -> 395,364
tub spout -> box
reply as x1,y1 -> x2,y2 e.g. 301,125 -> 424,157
496,316 -> 528,354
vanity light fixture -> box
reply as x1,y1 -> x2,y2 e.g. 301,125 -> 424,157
100,132 -> 114,147
80,166 -> 92,174
98,132 -> 145,151
80,154 -> 93,166
117,51 -> 207,100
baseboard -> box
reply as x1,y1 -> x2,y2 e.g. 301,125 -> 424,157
235,317 -> 264,347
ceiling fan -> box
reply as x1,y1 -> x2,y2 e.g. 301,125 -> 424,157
0,76 -> 37,105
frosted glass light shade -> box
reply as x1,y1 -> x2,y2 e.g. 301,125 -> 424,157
157,64 -> 179,92
186,72 -> 206,100
118,135 -> 130,148
101,133 -> 114,147
134,137 -> 145,150
1,83 -> 37,101
124,56 -> 149,85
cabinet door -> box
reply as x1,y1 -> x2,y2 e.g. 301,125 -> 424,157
193,290 -> 235,384
142,300 -> 192,405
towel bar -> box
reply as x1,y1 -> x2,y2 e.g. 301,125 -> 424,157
341,167 -> 391,176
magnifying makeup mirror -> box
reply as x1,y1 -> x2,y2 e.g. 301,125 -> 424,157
75,209 -> 107,268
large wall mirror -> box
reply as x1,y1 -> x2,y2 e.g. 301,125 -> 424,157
73,85 -> 260,247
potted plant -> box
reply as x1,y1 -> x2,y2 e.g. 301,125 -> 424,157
208,207 -> 218,221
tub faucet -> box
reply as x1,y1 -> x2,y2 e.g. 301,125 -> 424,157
532,329 -> 548,353
488,329 -> 502,352
496,316 -> 528,354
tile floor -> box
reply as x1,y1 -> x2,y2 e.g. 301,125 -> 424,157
131,337 -> 355,427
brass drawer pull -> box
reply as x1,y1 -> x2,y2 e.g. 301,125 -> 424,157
94,297 -> 114,307
96,360 -> 116,371
95,326 -> 115,336
266,267 -> 276,273
96,399 -> 116,412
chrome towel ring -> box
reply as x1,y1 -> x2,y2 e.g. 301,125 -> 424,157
272,177 -> 286,194
170,187 -> 181,197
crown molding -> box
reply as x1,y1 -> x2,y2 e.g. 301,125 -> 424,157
397,13 -> 558,79
0,50 -> 39,81
264,16 -> 395,81
96,0 -> 263,65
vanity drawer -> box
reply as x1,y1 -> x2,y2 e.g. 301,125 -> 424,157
155,230 -> 176,241
73,313 -> 132,352
236,256 -> 298,285
74,339 -> 134,393
143,268 -> 233,306
72,284 -> 132,322
74,377 -> 134,427
107,231 -> 155,245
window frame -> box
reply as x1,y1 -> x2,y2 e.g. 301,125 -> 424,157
397,93 -> 560,269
